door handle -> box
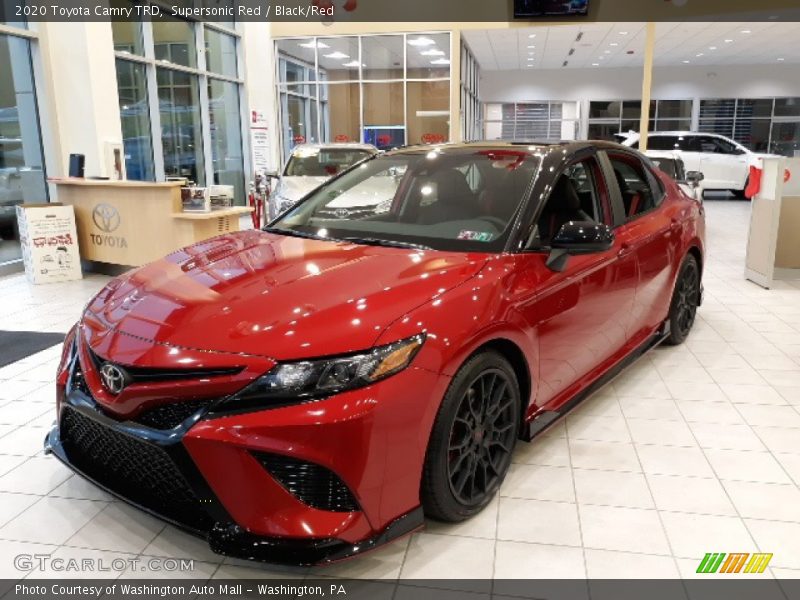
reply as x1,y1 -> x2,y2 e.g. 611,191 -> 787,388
618,242 -> 632,257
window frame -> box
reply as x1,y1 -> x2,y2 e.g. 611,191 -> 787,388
600,150 -> 665,226
113,16 -> 248,201
523,153 -> 612,251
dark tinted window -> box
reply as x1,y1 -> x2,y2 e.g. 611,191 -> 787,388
531,158 -> 606,247
647,135 -> 680,151
609,155 -> 659,220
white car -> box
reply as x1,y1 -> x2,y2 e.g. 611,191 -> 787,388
269,143 -> 379,219
618,131 -> 777,198
644,150 -> 704,201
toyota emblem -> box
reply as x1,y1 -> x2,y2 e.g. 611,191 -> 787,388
99,362 -> 129,395
92,203 -> 121,233
334,208 -> 350,219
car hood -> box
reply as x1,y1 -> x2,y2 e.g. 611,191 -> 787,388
83,230 -> 488,360
276,176 -> 328,202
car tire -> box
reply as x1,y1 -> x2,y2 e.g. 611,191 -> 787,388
664,254 -> 701,346
421,351 -> 521,522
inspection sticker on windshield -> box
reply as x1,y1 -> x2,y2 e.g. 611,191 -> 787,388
458,230 -> 494,242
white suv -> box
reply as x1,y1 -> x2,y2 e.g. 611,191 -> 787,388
618,131 -> 776,198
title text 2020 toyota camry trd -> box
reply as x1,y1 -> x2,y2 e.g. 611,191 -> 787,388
47,142 -> 704,565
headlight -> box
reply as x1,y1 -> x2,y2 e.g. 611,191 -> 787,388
217,334 -> 425,412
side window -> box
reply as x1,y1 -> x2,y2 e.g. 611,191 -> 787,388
675,136 -> 698,152
530,158 -> 607,247
608,155 -> 659,221
713,138 -> 739,154
648,136 -> 679,151
697,136 -> 721,154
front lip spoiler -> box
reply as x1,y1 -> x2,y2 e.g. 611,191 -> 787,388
44,395 -> 425,566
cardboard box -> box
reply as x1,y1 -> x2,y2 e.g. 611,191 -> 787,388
16,203 -> 82,284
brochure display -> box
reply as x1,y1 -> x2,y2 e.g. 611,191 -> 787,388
745,157 -> 800,288
16,203 -> 82,284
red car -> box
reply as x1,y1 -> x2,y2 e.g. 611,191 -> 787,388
47,142 -> 704,565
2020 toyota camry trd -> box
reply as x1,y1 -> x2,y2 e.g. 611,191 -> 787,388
47,142 -> 704,565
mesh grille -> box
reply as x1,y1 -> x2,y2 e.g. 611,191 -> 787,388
60,407 -> 213,531
253,452 -> 359,513
132,399 -> 214,430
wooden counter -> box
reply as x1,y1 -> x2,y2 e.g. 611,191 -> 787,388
50,178 -> 253,267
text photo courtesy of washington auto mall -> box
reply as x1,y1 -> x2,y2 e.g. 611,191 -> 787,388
0,0 -> 800,598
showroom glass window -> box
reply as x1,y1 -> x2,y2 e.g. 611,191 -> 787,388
0,24 -> 48,269
274,33 -> 451,162
112,13 -> 246,203
587,99 -> 691,140
700,97 -> 800,155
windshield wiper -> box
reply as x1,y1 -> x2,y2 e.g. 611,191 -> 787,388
263,227 -> 329,241
339,237 -> 431,250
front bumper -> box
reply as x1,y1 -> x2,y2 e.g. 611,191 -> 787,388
46,358 -> 446,565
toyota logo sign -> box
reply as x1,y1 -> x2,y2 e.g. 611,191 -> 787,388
92,203 -> 121,233
99,362 -> 129,395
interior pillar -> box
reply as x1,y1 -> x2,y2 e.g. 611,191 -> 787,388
638,21 -> 656,151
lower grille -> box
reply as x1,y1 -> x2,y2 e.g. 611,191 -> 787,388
253,451 -> 359,512
60,407 -> 213,531
132,399 -> 214,430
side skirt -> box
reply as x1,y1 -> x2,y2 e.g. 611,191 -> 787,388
522,326 -> 669,442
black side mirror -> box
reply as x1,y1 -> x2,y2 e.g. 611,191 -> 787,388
685,171 -> 704,187
546,221 -> 615,272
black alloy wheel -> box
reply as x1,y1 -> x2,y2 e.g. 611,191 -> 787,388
422,351 -> 521,521
448,369 -> 517,506
665,254 -> 700,345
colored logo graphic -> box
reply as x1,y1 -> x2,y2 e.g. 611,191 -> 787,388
696,553 -> 773,574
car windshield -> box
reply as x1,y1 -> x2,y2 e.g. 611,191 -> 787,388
284,148 -> 374,177
271,148 -> 540,252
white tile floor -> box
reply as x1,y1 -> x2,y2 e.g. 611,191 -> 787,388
0,199 -> 799,581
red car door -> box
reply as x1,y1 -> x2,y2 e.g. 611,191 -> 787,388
513,156 -> 639,411
604,152 -> 681,341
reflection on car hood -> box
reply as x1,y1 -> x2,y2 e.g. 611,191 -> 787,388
83,230 -> 488,360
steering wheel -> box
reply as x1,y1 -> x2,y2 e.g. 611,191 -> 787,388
477,216 -> 507,231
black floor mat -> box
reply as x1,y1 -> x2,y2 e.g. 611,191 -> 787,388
0,330 -> 66,368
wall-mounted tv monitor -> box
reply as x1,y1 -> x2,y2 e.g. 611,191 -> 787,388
514,0 -> 589,18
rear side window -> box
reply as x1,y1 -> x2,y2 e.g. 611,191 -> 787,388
608,154 -> 661,221
647,136 -> 680,151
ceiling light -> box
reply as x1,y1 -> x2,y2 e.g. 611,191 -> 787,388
778,57 -> 785,61
430,58 -> 450,65
420,49 -> 445,56
527,45 -> 536,48
528,34 -> 536,38
682,60 -> 690,63
725,39 -> 734,43
709,46 -> 717,50
610,42 -> 619,46
342,60 -> 364,67
604,50 -> 611,54
696,53 -> 704,57
299,40 -> 329,49
741,29 -> 751,33
619,31 -> 628,35
408,37 -> 435,46
592,62 -> 600,66
324,51 -> 349,59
